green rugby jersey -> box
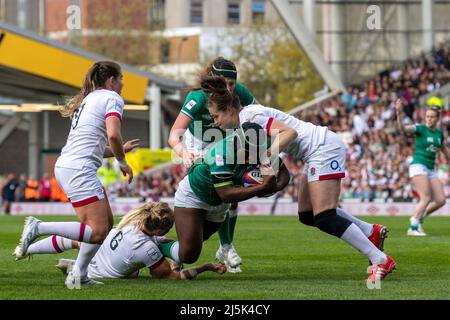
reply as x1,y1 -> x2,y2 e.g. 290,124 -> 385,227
411,124 -> 444,170
180,82 -> 255,143
188,135 -> 250,206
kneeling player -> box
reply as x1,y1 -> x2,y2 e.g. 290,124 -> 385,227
13,202 -> 226,282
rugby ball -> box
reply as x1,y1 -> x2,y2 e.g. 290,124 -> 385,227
242,168 -> 263,187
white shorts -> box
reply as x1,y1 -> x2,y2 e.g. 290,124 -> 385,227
174,177 -> 230,223
409,164 -> 438,179
54,166 -> 105,207
183,129 -> 214,156
303,130 -> 346,182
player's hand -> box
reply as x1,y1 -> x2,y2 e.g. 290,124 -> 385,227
205,263 -> 227,275
120,163 -> 134,184
395,99 -> 402,114
182,151 -> 196,169
123,139 -> 140,153
261,170 -> 276,191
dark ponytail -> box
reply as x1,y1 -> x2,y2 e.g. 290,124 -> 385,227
200,75 -> 241,112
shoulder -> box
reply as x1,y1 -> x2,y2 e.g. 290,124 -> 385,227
88,90 -> 124,107
240,104 -> 268,120
106,90 -> 125,105
184,90 -> 207,105
235,82 -> 248,92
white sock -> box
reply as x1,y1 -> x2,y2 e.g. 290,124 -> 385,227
410,217 -> 420,227
228,208 -> 238,218
337,208 -> 373,237
340,223 -> 387,265
38,222 -> 92,242
28,235 -> 74,254
74,243 -> 100,277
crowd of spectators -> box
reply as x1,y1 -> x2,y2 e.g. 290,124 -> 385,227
111,43 -> 450,203
0,173 -> 68,214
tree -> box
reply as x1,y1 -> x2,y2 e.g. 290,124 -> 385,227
67,0 -> 164,66
204,22 -> 324,111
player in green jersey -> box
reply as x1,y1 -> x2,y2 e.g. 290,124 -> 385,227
396,99 -> 450,236
168,57 -> 257,272
161,123 -> 290,269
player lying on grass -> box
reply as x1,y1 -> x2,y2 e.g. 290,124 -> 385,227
160,123 -> 290,272
200,75 -> 396,283
13,202 -> 226,281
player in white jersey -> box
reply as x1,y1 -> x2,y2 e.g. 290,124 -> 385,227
15,203 -> 226,281
14,61 -> 137,288
200,76 -> 397,284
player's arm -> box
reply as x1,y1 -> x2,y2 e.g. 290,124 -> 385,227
168,113 -> 197,168
149,258 -> 226,280
275,160 -> 290,192
106,116 -> 133,183
441,143 -> 450,163
395,99 -> 415,134
266,119 -> 298,159
104,139 -> 140,158
214,176 -> 276,203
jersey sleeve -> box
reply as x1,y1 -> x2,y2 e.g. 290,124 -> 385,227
104,96 -> 124,121
180,91 -> 205,120
235,82 -> 255,106
241,108 -> 274,134
210,153 -> 235,188
136,241 -> 164,269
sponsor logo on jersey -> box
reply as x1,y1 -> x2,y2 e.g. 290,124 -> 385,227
427,137 -> 434,143
185,100 -> 196,110
147,248 -> 160,261
330,160 -> 340,171
96,187 -> 104,196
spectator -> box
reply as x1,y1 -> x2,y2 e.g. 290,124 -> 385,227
39,173 -> 51,202
2,173 -> 19,214
24,176 -> 39,201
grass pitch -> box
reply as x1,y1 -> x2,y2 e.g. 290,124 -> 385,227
1,215 -> 450,300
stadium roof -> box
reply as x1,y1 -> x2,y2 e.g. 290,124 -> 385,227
0,22 -> 184,104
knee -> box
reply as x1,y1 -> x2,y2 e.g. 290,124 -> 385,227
435,198 -> 446,208
313,209 -> 351,237
420,193 -> 432,204
90,227 -> 110,244
179,249 -> 201,264
298,211 -> 315,226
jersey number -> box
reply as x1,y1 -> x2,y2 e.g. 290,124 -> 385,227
110,231 -> 123,251
71,102 -> 86,129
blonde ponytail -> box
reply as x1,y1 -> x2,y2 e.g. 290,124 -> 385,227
117,202 -> 174,234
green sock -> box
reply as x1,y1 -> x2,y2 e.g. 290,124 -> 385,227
229,215 -> 238,243
218,212 -> 231,245
158,240 -> 179,261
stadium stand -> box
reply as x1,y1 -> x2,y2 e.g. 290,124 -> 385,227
1,44 -> 449,208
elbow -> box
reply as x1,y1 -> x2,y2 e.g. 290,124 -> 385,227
167,135 -> 177,149
108,134 -> 120,144
289,129 -> 298,140
219,193 -> 234,203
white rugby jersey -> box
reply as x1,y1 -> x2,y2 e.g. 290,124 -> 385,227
239,104 -> 328,161
55,89 -> 124,170
88,224 -> 164,279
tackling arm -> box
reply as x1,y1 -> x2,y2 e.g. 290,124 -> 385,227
149,258 -> 226,280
